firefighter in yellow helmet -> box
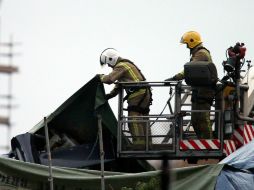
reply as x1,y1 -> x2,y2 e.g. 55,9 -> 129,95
99,48 -> 152,146
166,31 -> 215,139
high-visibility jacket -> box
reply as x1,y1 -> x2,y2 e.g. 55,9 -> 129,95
101,59 -> 148,100
101,59 -> 152,143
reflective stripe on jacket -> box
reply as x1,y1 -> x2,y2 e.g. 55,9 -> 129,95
101,61 -> 146,98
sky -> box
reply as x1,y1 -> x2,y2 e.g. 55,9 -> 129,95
0,0 -> 254,152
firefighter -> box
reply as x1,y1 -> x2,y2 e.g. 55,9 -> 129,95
166,31 -> 215,139
99,48 -> 152,146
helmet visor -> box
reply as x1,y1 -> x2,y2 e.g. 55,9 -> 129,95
180,36 -> 185,44
100,58 -> 105,66
100,52 -> 107,66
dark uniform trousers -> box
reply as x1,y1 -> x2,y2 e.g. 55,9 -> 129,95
128,89 -> 151,145
191,86 -> 214,139
191,101 -> 212,139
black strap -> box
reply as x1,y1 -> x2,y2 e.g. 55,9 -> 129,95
125,88 -> 152,114
119,59 -> 146,81
119,59 -> 153,112
123,87 -> 147,101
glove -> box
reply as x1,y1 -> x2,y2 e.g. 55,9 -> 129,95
95,74 -> 104,81
105,94 -> 114,100
164,76 -> 176,86
165,77 -> 174,81
95,74 -> 101,81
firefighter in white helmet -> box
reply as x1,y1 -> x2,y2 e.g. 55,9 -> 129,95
99,48 -> 152,146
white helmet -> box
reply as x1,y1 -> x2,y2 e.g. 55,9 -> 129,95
100,48 -> 120,67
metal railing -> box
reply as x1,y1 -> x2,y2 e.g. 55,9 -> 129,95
117,81 -> 224,159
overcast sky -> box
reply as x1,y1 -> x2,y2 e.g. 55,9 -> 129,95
0,0 -> 253,152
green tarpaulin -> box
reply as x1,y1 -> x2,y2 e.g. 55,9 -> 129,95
29,76 -> 117,142
11,76 -> 152,172
0,156 -> 224,190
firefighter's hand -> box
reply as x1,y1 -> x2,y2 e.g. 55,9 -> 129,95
165,77 -> 174,81
164,77 -> 175,86
95,74 -> 104,81
105,94 -> 113,100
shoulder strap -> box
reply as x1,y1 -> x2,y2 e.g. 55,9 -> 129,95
120,59 -> 146,81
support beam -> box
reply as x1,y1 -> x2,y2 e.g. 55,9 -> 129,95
0,116 -> 9,125
0,65 -> 18,73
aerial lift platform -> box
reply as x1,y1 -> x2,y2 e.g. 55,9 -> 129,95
116,42 -> 254,160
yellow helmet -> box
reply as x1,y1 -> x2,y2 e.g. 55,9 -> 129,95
180,31 -> 202,49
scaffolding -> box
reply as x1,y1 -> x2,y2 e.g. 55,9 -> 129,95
0,36 -> 19,150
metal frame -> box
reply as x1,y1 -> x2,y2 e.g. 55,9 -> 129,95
117,81 -> 224,159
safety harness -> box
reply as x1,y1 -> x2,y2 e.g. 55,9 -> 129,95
120,59 -> 153,114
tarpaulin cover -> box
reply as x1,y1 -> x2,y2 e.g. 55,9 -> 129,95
0,75 -> 155,178
0,156 -> 224,190
11,75 -> 153,172
219,139 -> 254,170
215,139 -> 254,190
171,164 -> 224,190
28,75 -> 117,143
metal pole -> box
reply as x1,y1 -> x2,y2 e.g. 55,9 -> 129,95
118,87 -> 124,156
160,155 -> 171,190
7,35 -> 13,150
44,117 -> 54,190
98,114 -> 105,190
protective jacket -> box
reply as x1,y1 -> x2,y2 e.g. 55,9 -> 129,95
190,44 -> 214,103
173,43 -> 215,139
174,44 -> 212,80
101,59 -> 152,145
101,59 -> 152,113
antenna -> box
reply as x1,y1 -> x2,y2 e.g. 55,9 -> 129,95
0,35 -> 19,151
